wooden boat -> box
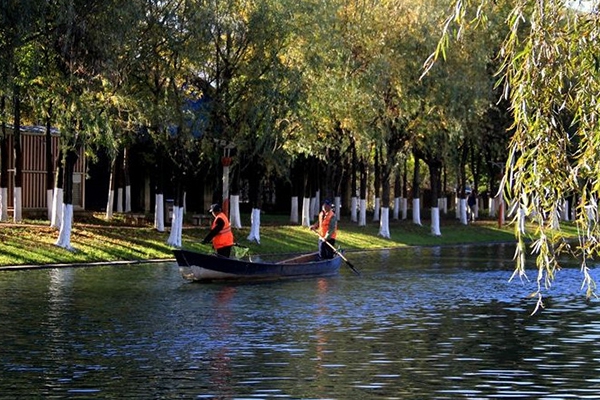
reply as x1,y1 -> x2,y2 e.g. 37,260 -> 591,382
173,249 -> 342,282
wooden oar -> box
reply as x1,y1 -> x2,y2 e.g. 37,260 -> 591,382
312,230 -> 361,276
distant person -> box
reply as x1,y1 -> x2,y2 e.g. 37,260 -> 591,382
310,199 -> 337,259
467,191 -> 477,222
202,203 -> 235,257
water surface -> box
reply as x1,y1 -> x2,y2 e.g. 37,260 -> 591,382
0,244 -> 598,399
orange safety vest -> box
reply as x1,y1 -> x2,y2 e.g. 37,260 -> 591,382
212,212 -> 234,249
318,210 -> 337,240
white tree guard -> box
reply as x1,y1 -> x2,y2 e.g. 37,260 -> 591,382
117,188 -> 123,213
125,185 -> 131,213
401,197 -> 408,220
373,197 -> 380,222
358,199 -> 367,226
393,197 -> 400,220
167,206 -> 183,247
13,187 -> 22,222
302,197 -> 311,227
106,189 -> 115,220
439,197 -> 448,214
47,189 -> 53,220
154,193 -> 165,232
247,208 -> 261,243
378,207 -> 391,238
230,195 -> 242,228
55,203 -> 74,250
0,187 -> 7,222
351,197 -> 358,222
459,198 -> 468,225
561,199 -> 569,221
431,207 -> 441,236
488,197 -> 496,218
412,198 -> 421,226
334,196 -> 342,215
290,196 -> 299,224
51,187 -> 63,230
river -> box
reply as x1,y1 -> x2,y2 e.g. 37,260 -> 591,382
0,243 -> 598,399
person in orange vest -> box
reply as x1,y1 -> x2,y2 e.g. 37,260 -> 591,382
202,203 -> 235,257
310,199 -> 337,259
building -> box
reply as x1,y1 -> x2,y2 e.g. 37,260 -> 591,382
4,125 -> 85,211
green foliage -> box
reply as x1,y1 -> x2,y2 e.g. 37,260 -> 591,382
431,0 -> 600,308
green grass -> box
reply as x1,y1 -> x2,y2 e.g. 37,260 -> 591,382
0,211 -> 577,267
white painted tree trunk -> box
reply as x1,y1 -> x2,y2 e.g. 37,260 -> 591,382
358,199 -> 367,226
154,193 -> 165,232
117,188 -> 123,213
13,187 -> 22,222
230,194 -> 242,228
561,199 -> 569,221
105,189 -> 115,220
460,198 -> 468,225
167,206 -> 184,247
334,196 -> 342,215
412,198 -> 421,225
51,188 -> 63,230
351,197 -> 358,222
125,185 -> 131,213
0,187 -> 7,222
47,189 -> 53,220
401,197 -> 407,220
373,197 -> 380,222
55,203 -> 74,250
393,197 -> 400,220
488,197 -> 496,218
290,196 -> 299,224
455,195 -> 461,219
247,208 -> 261,243
302,197 -> 311,227
431,207 -> 441,236
378,207 -> 391,238
439,197 -> 447,214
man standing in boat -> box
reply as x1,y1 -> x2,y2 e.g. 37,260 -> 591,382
202,203 -> 235,258
310,199 -> 337,259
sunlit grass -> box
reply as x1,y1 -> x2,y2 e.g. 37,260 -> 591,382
0,211 -> 577,267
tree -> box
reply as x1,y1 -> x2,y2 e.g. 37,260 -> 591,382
429,0 -> 600,308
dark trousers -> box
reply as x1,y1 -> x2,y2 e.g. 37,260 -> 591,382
320,239 -> 336,259
216,245 -> 232,258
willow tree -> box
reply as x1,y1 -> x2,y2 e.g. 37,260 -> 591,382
429,0 -> 600,308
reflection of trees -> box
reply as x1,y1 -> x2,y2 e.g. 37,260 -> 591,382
206,286 -> 236,397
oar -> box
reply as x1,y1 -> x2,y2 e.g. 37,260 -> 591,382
312,230 -> 361,276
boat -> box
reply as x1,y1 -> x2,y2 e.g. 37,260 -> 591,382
173,249 -> 343,282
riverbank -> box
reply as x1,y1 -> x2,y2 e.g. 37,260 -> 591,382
0,212 -> 576,268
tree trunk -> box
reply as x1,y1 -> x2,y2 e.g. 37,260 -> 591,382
358,156 -> 367,226
13,87 -> 22,222
154,152 -> 165,232
51,150 -> 64,229
373,147 -> 381,222
124,147 -> 131,213
55,140 -> 80,250
0,96 -> 8,222
45,107 -> 54,220
246,158 -> 262,243
428,159 -> 442,236
412,154 -> 421,226
350,143 -> 358,222
230,162 -> 242,228
106,155 -> 117,219
167,177 -> 184,247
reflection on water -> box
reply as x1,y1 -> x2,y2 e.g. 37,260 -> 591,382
0,244 -> 599,398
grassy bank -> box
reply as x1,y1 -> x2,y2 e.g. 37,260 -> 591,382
0,212 -> 577,267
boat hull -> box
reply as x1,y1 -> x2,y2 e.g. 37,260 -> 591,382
173,249 -> 342,282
